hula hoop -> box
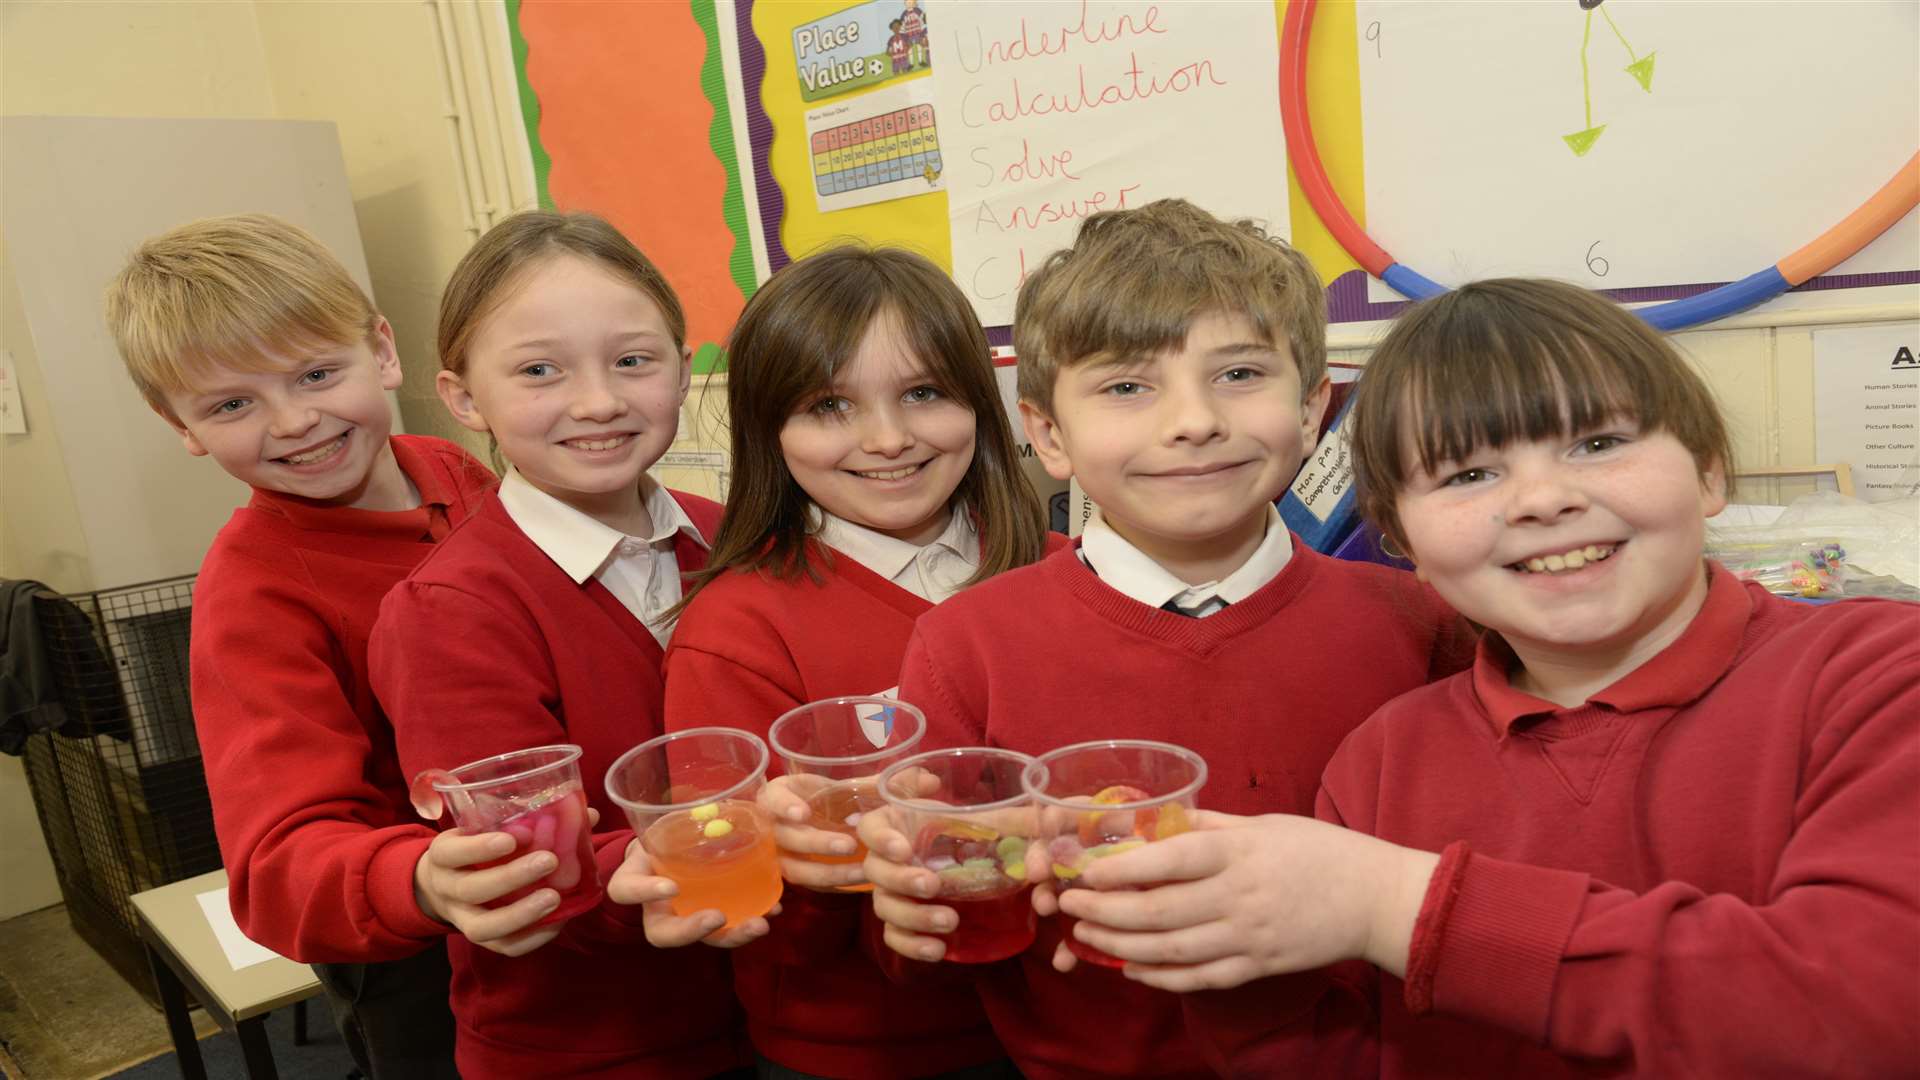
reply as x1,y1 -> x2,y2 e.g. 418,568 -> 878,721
1280,0 -> 1920,331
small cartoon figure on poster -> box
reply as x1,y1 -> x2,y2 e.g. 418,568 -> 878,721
888,19 -> 910,74
900,0 -> 928,68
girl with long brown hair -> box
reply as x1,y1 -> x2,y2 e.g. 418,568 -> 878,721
662,244 -> 1054,1078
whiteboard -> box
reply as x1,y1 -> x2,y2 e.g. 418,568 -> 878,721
1355,0 -> 1919,302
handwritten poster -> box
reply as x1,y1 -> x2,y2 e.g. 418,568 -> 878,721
931,1 -> 1290,325
1813,323 -> 1920,503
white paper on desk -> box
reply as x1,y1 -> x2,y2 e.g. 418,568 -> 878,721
196,887 -> 280,971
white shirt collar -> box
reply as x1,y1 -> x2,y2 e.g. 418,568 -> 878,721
1079,503 -> 1291,612
814,507 -> 981,603
498,469 -> 707,584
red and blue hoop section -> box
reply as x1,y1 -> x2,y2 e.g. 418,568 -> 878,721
1280,0 -> 1920,332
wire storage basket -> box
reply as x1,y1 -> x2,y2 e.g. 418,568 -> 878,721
19,573 -> 220,1000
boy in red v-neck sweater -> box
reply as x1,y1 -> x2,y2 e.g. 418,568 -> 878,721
1077,279 -> 1920,1078
857,201 -> 1470,1080
105,214 -> 505,1079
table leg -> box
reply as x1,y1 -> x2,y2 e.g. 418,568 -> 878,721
293,998 -> 308,1046
145,943 -> 207,1080
237,1016 -> 280,1079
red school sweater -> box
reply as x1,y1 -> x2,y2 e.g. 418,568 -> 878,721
189,434 -> 496,961
371,491 -> 747,1080
663,536 -> 1065,1078
1192,564 -> 1920,1078
896,539 -> 1470,1080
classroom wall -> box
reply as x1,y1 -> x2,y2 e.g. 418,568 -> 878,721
0,0 -> 285,922
1332,320 -> 1835,505
0,0 -> 487,921
0,0 -> 1887,926
0,0 -> 487,454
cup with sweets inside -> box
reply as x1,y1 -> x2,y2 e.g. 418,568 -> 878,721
1023,739 -> 1207,968
409,743 -> 603,926
767,695 -> 928,892
876,746 -> 1043,963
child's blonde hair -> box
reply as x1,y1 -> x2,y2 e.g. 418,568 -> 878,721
679,244 -> 1048,612
1349,278 -> 1735,548
104,214 -> 379,420
437,210 -> 685,377
1012,198 -> 1327,413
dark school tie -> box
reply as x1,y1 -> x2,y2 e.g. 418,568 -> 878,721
1161,596 -> 1228,618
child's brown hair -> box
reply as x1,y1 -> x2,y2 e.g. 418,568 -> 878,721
437,209 -> 685,377
682,244 -> 1048,608
104,213 -> 378,420
1350,278 -> 1734,548
1013,198 -> 1327,414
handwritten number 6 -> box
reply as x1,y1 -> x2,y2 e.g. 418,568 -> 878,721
1366,21 -> 1382,57
1585,241 -> 1610,277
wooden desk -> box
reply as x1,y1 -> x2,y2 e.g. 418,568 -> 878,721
130,869 -> 321,1080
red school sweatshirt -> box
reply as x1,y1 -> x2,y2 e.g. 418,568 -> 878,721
371,491 -> 747,1080
1192,564 -> 1920,1077
896,539 -> 1471,1080
189,434 -> 496,961
663,536 -> 1065,1078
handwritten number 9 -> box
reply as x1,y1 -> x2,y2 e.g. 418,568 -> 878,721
1585,241 -> 1610,278
1365,21 -> 1382,57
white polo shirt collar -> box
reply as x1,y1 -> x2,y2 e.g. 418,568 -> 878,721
1079,503 -> 1290,615
814,507 -> 980,604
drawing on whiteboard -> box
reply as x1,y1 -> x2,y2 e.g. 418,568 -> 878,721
1566,0 -> 1656,157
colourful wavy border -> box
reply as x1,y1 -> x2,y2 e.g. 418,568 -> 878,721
505,0 -> 554,209
735,0 -> 792,275
692,0 -> 755,306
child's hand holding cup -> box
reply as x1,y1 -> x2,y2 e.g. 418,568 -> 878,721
765,696 -> 927,893
1025,739 -> 1207,969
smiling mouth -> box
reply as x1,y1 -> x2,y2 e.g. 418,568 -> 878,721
562,435 -> 633,452
1150,461 -> 1248,478
275,432 -> 349,466
1507,543 -> 1620,575
848,463 -> 925,481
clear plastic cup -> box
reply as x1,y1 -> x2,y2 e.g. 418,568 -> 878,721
1024,739 -> 1207,968
876,746 -> 1040,963
408,743 -> 602,926
605,728 -> 782,930
768,696 -> 927,892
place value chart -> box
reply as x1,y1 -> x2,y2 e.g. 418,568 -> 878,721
806,83 -> 947,212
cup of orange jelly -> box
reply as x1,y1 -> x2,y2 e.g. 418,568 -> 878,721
605,728 -> 783,930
